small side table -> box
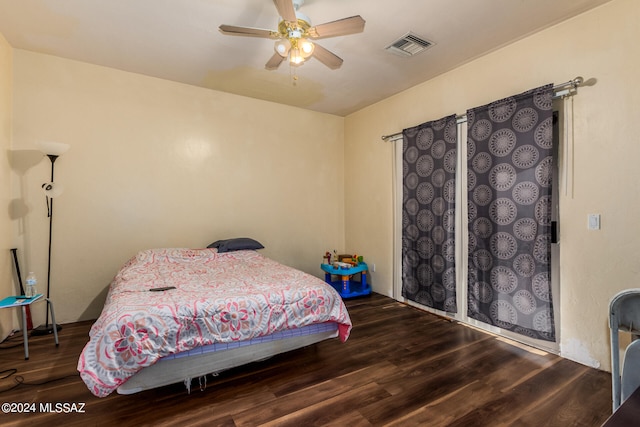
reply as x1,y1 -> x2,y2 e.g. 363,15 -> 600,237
321,262 -> 370,298
0,294 -> 59,359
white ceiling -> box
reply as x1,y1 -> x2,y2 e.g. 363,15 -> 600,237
0,0 -> 611,116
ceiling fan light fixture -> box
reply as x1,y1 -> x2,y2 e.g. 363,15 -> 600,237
299,38 -> 314,57
289,47 -> 305,65
274,38 -> 291,57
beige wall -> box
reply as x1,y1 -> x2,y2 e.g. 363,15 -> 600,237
10,50 -> 345,327
0,33 -> 15,339
345,0 -> 640,371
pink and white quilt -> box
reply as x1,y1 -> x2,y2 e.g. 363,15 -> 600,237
77,248 -> 352,397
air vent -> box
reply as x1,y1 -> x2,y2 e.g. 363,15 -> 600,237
385,32 -> 434,57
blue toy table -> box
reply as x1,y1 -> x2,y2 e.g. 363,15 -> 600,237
321,262 -> 370,298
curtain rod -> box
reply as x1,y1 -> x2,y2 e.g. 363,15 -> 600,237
381,77 -> 584,142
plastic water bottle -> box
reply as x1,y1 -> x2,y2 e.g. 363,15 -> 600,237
25,272 -> 37,298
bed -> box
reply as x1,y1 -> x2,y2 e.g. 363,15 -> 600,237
77,243 -> 352,397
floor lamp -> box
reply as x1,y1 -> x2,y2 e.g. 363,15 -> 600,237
32,141 -> 69,336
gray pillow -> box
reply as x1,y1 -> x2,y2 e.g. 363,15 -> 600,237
207,238 -> 264,253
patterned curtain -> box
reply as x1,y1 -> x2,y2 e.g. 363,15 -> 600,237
466,84 -> 555,341
402,115 -> 457,312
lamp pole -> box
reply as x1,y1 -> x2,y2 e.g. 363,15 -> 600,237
45,154 -> 57,327
32,154 -> 62,335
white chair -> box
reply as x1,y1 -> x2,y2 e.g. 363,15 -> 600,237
609,289 -> 640,411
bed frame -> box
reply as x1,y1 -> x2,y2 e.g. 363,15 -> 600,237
117,322 -> 338,394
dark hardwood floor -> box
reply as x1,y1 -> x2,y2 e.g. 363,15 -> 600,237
0,293 -> 613,426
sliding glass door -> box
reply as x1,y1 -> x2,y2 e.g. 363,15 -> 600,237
393,99 -> 563,354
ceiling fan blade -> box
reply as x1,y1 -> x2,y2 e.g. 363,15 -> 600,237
219,25 -> 278,38
265,53 -> 286,70
273,0 -> 297,22
312,44 -> 343,70
309,16 -> 366,39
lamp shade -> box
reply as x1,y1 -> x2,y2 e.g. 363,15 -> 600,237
42,182 -> 64,198
299,38 -> 314,58
274,39 -> 291,57
36,141 -> 70,156
290,47 -> 304,65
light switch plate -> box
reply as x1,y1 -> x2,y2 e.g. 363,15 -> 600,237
588,214 -> 600,230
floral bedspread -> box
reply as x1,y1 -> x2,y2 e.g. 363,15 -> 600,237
77,248 -> 352,397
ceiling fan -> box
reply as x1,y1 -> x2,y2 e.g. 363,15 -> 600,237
219,0 -> 365,70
